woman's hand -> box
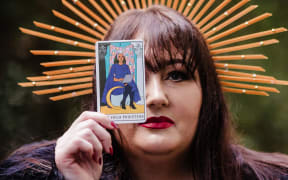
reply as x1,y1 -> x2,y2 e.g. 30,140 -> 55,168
55,111 -> 117,180
113,77 -> 124,82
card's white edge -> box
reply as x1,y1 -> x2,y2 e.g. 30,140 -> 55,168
95,40 -> 147,124
95,42 -> 100,114
142,40 -> 147,123
114,119 -> 146,124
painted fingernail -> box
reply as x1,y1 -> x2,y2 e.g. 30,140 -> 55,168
109,147 -> 114,156
99,158 -> 102,165
111,121 -> 119,129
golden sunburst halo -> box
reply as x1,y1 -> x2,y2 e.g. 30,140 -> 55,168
18,0 -> 288,101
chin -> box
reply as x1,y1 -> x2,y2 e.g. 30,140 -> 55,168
134,133 -> 179,155
140,144 -> 175,156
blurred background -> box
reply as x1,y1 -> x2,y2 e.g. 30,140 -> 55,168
0,0 -> 288,160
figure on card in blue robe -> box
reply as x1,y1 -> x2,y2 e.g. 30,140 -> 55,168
102,53 -> 141,109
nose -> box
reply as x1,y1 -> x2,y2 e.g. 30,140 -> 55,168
146,74 -> 169,109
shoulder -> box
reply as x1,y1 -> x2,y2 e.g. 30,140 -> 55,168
122,64 -> 130,70
0,140 -> 64,179
234,145 -> 288,180
110,64 -> 118,71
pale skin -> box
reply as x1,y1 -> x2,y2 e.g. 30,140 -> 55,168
55,53 -> 202,180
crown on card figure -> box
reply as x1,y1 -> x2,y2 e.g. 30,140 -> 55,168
18,0 -> 288,101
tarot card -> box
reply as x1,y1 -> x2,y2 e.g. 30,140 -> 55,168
95,40 -> 146,124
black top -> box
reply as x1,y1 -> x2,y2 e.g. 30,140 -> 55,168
0,141 -> 64,180
0,140 -> 288,180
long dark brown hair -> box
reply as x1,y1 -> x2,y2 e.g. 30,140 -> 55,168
114,53 -> 127,64
95,5 -> 288,180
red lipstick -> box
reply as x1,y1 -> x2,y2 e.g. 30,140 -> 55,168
140,116 -> 175,129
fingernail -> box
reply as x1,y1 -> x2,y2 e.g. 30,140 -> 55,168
109,147 -> 114,156
99,158 -> 102,165
111,121 -> 119,129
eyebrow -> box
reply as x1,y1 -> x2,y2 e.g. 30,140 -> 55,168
165,59 -> 185,66
145,57 -> 186,72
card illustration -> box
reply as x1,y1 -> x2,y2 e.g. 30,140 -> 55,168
96,40 -> 146,123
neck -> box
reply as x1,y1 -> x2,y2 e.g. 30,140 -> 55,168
126,150 -> 193,180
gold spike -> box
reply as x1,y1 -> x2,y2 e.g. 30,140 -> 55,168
201,0 -> 250,32
160,0 -> 165,5
148,0 -> 153,7
220,81 -> 279,93
19,28 -> 95,50
135,0 -> 141,8
154,0 -> 159,5
172,0 -> 180,10
33,21 -> 97,44
72,0 -> 110,29
188,0 -> 205,20
167,0 -> 173,8
43,65 -> 94,75
110,0 -> 122,15
198,0 -> 231,28
31,50 -> 95,57
208,13 -> 272,43
126,0 -> 134,9
218,75 -> 288,85
142,0 -> 147,8
216,69 -> 275,80
88,0 -> 113,23
62,0 -> 107,34
193,0 -> 215,23
205,5 -> 258,38
18,77 -> 92,87
119,0 -> 128,11
210,28 -> 287,49
27,71 -> 93,81
222,87 -> 269,96
183,0 -> 195,17
102,0 -> 119,18
33,83 -> 93,95
213,55 -> 268,61
50,89 -> 93,101
178,0 -> 188,13
215,63 -> 265,72
41,59 -> 95,67
52,10 -> 103,39
211,39 -> 279,55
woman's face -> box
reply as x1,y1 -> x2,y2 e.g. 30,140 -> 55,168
115,46 -> 202,160
118,53 -> 124,64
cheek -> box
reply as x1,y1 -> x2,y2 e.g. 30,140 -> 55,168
169,84 -> 202,138
114,124 -> 137,145
170,84 -> 202,115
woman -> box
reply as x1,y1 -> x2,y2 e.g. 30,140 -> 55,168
1,5 -> 288,180
101,53 -> 140,109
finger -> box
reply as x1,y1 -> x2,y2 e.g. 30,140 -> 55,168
58,137 -> 94,160
77,119 -> 112,154
77,129 -> 103,163
72,111 -> 118,130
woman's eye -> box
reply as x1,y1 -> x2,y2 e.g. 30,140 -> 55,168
167,71 -> 189,82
